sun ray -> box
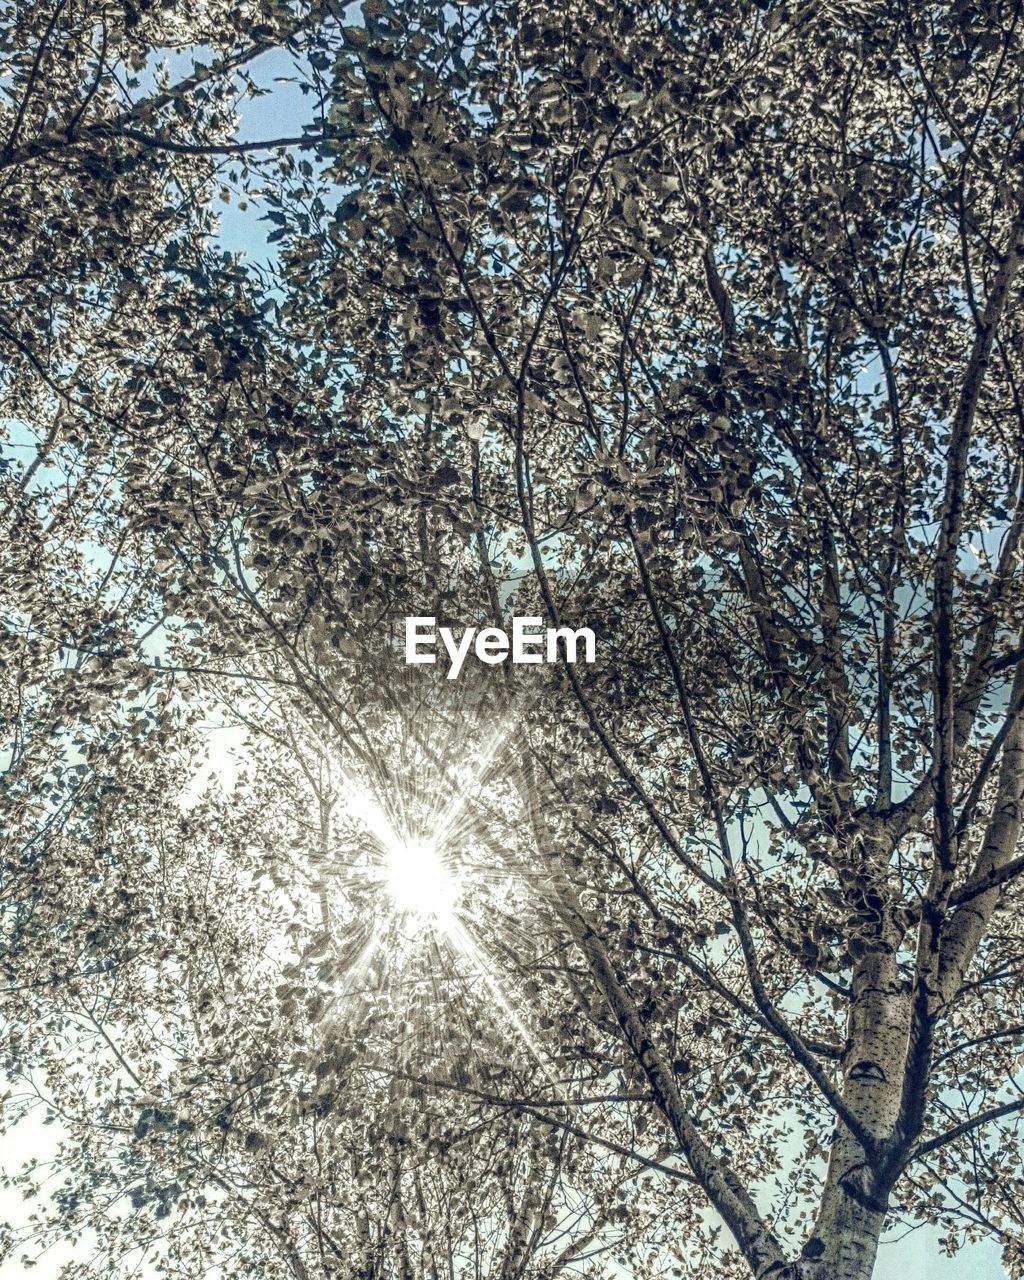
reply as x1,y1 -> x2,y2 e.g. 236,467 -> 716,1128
306,691 -> 565,1095
446,916 -> 556,1083
320,918 -> 386,1025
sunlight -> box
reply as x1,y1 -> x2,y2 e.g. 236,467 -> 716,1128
338,775 -> 465,931
320,710 -> 560,1081
385,838 -> 459,926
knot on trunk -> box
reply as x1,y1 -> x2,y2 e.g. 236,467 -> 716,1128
848,1058 -> 887,1082
800,1236 -> 826,1259
839,1161 -> 890,1214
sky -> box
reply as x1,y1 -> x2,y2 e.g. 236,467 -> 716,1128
0,32 -> 1013,1280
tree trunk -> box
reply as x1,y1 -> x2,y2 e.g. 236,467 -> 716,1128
797,1175 -> 887,1280
797,943 -> 910,1280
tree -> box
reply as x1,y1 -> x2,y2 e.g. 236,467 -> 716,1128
6,1 -> 1024,1279
3,700 -> 681,1279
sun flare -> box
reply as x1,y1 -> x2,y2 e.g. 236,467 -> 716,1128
385,838 -> 459,927
312,709 -> 557,1079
